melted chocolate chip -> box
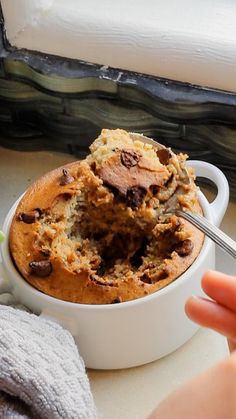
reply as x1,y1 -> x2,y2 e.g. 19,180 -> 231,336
140,268 -> 168,284
62,193 -> 73,201
150,185 -> 159,195
96,261 -> 106,277
120,149 -> 141,169
126,186 -> 147,209
29,260 -> 52,277
156,270 -> 169,281
139,274 -> 152,284
111,297 -> 122,304
90,162 -> 97,173
156,149 -> 171,165
175,239 -> 194,257
18,210 -> 41,224
59,168 -> 75,186
130,238 -> 148,269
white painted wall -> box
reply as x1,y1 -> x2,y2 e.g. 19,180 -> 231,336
2,0 -> 236,92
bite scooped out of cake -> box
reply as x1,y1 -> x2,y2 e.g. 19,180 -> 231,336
9,129 -> 204,304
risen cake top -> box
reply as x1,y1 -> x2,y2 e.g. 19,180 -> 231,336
9,129 -> 204,304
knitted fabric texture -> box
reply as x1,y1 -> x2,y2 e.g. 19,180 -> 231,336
0,391 -> 37,418
0,303 -> 97,419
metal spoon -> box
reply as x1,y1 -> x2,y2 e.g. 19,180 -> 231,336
129,133 -> 236,259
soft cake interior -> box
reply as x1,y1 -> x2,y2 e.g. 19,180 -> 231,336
35,168 -> 192,286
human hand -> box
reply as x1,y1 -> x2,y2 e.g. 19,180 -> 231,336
148,270 -> 236,419
185,270 -> 236,352
148,349 -> 236,419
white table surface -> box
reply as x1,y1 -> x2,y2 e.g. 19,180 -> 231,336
0,146 -> 235,419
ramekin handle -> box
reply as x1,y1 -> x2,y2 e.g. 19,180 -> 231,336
187,160 -> 229,227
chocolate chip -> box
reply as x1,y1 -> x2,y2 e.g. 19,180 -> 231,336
96,261 -> 106,277
156,270 -> 169,281
156,149 -> 171,165
150,185 -> 159,195
120,149 -> 141,169
59,168 -> 75,186
29,260 -> 52,277
18,210 -> 41,224
130,238 -> 148,269
104,184 -> 119,198
175,239 -> 194,256
126,186 -> 146,209
40,249 -> 51,257
140,268 -> 169,284
62,193 -> 73,201
139,274 -> 152,284
111,297 -> 122,304
90,162 -> 97,172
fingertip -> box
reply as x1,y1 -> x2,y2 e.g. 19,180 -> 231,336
201,270 -> 226,294
201,269 -> 217,285
201,270 -> 236,298
185,295 -> 211,319
184,295 -> 199,319
202,269 -> 235,283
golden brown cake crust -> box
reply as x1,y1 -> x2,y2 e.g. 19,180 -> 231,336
10,130 -> 204,305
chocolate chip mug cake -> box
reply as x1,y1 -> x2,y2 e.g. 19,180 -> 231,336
10,129 -> 204,304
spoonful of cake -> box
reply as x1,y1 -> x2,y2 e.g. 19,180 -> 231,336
130,133 -> 236,259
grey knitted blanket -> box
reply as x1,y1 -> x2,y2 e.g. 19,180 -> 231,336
0,293 -> 97,419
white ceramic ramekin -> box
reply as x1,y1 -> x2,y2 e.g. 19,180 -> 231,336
0,161 -> 229,370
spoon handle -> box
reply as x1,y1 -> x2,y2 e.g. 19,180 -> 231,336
176,209 -> 236,259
